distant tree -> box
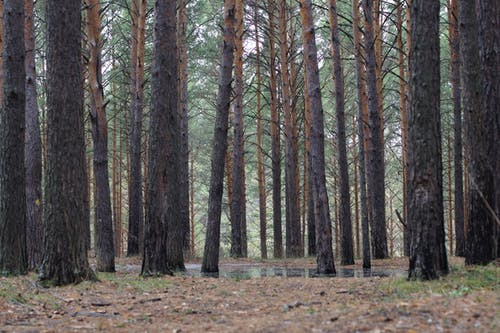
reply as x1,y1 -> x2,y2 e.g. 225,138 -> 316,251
267,0 -> 283,259
87,0 -> 115,272
230,0 -> 245,258
128,0 -> 147,257
142,0 -> 184,275
39,0 -> 96,285
0,0 -> 27,276
363,0 -> 387,259
202,0 -> 236,273
458,0 -> 498,265
299,0 -> 335,274
328,0 -> 354,265
24,0 -> 43,271
407,0 -> 448,280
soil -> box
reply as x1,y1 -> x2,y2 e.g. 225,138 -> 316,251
0,257 -> 498,332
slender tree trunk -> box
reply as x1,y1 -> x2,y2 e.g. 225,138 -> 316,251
112,67 -> 120,257
40,0 -> 96,285
201,0 -> 236,273
87,0 -> 115,272
447,132 -> 453,256
300,0 -> 335,274
448,0 -> 464,257
178,0 -> 191,258
329,0 -> 354,265
408,0 -> 448,280
190,152 -> 196,255
304,69 -> 316,257
363,0 -> 387,259
0,0 -> 27,275
142,0 -> 184,275
352,115 -> 360,258
267,0 -> 283,259
254,5 -> 267,259
128,0 -> 146,256
397,0 -> 410,257
352,0 -> 371,268
24,0 -> 43,271
230,0 -> 245,258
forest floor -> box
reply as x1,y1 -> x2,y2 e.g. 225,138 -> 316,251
0,256 -> 498,332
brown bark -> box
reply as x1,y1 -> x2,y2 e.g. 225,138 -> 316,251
24,0 -> 43,271
447,0 -> 464,257
304,69 -> 316,257
300,0 -> 335,274
128,0 -> 147,257
408,0 -> 448,280
40,0 -> 96,285
201,0 -> 236,273
279,0 -> 301,258
142,0 -> 184,275
254,4 -> 267,260
329,0 -> 354,265
363,0 -> 387,259
230,0 -> 245,258
0,0 -> 27,275
447,133 -> 453,256
87,0 -> 115,272
352,114 -> 360,258
268,0 -> 283,259
178,0 -> 191,258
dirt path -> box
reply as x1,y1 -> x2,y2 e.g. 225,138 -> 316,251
1,257 -> 498,332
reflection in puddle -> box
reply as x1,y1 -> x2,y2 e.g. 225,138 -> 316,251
182,264 -> 405,279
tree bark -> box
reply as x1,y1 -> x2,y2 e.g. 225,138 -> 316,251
329,0 -> 354,265
230,0 -> 245,258
201,0 -> 236,273
408,0 -> 448,280
299,0 -> 335,274
447,0 -> 464,257
254,4 -> 268,260
267,0 -> 283,259
40,0 -> 96,285
178,0 -> 191,258
304,69 -> 316,257
87,0 -> 115,272
24,0 -> 43,271
0,0 -> 27,276
362,0 -> 387,259
142,0 -> 184,275
458,0 -> 497,265
128,0 -> 147,257
279,0 -> 301,258
352,0 -> 371,268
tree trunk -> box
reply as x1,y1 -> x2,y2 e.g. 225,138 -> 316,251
304,69 -> 316,257
201,0 -> 236,273
87,0 -> 115,272
299,0 -> 335,275
352,115 -> 360,258
397,0 -> 410,257
230,0 -> 245,258
128,0 -> 146,257
142,0 -> 184,275
267,0 -> 283,259
458,0 -> 497,265
476,0 -> 499,258
407,0 -> 448,280
329,0 -> 354,265
177,0 -> 191,258
352,0 -> 370,268
447,0 -> 464,257
24,0 -> 43,271
278,0 -> 301,258
40,0 -> 96,285
254,4 -> 268,260
362,0 -> 387,259
0,0 -> 27,276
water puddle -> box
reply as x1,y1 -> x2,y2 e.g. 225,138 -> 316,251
182,264 -> 406,279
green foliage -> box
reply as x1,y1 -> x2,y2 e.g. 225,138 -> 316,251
380,264 -> 499,299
